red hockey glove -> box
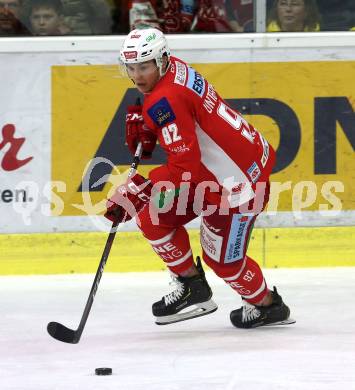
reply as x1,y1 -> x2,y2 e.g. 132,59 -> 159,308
104,174 -> 152,223
126,105 -> 157,159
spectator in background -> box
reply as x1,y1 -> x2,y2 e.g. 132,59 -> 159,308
61,0 -> 112,34
267,0 -> 320,32
159,0 -> 196,33
226,0 -> 253,32
317,0 -> 354,31
0,0 -> 30,35
191,0 -> 232,32
192,0 -> 232,33
27,0 -> 70,35
191,0 -> 253,33
126,0 -> 196,34
110,0 -> 129,33
124,0 -> 253,34
128,0 -> 161,30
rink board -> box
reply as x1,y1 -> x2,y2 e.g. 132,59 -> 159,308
0,226 -> 354,275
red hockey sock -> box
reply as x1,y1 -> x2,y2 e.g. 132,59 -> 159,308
145,226 -> 194,274
207,255 -> 268,304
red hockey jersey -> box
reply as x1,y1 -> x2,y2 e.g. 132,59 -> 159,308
142,56 -> 275,208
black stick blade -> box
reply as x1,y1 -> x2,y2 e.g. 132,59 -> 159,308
47,321 -> 80,344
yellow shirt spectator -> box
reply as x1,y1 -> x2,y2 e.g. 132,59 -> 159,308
267,0 -> 320,32
267,20 -> 320,32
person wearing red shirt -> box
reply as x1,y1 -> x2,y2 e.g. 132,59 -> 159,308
105,28 -> 294,329
0,0 -> 30,35
192,0 -> 253,33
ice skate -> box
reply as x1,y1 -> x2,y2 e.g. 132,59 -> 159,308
153,257 -> 218,325
230,287 -> 295,329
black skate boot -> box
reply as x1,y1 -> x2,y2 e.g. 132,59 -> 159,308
152,257 -> 218,325
230,287 -> 295,329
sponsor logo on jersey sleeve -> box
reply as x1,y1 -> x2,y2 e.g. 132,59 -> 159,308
147,97 -> 176,127
174,61 -> 187,86
247,162 -> 261,183
186,67 -> 206,97
203,84 -> 218,113
259,134 -> 270,167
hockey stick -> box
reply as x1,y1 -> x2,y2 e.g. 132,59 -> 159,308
47,142 -> 143,344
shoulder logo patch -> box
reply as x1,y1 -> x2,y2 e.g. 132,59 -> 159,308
186,67 -> 206,98
147,97 -> 176,127
174,61 -> 187,86
247,162 -> 261,183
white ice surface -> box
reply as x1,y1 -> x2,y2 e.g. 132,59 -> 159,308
1,268 -> 355,390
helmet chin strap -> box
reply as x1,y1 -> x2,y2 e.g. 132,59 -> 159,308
156,57 -> 171,77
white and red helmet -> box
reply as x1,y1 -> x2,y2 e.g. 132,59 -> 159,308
119,28 -> 170,76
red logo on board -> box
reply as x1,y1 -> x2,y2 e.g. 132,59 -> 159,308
0,124 -> 33,171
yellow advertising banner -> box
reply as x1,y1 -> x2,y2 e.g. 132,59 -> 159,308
52,61 -> 355,216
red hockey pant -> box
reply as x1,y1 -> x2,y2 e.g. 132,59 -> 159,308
136,183 -> 270,304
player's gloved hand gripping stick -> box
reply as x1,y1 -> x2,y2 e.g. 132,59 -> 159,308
47,142 -> 143,344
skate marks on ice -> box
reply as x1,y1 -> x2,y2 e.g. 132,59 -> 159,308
1,268 -> 355,390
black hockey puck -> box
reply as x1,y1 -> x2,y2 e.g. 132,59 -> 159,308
95,367 -> 112,376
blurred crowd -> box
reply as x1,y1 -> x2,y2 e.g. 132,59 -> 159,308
0,0 -> 354,37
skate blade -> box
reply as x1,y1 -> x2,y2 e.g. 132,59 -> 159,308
155,300 -> 218,325
263,318 -> 296,326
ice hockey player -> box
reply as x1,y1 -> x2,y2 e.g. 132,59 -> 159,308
105,28 -> 294,329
